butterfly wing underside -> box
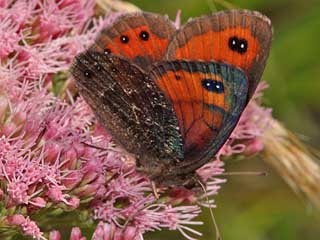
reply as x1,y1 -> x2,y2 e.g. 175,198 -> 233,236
71,52 -> 184,161
150,60 -> 248,175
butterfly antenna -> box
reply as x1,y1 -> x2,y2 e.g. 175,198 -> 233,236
197,179 -> 222,240
220,171 -> 267,176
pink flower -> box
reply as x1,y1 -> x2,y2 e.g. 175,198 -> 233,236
49,230 -> 61,240
31,197 -> 47,208
7,181 -> 29,204
70,227 -> 86,240
243,138 -> 264,156
0,1 -> 37,30
197,158 -> 225,182
215,82 -> 272,160
0,1 -> 110,238
151,205 -> 203,240
6,214 -> 45,240
21,217 -> 45,240
6,214 -> 26,225
0,15 -> 21,59
92,222 -> 138,240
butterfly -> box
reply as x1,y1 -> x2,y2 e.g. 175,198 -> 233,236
71,10 -> 272,187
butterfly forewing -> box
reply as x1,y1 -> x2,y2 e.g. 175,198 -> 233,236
91,12 -> 176,71
71,52 -> 184,161
166,10 -> 272,98
150,60 -> 248,174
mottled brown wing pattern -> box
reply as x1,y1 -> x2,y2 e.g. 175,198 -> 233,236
166,10 -> 272,98
92,12 -> 176,71
71,51 -> 184,161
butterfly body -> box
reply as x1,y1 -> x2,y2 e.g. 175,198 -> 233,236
71,10 -> 272,187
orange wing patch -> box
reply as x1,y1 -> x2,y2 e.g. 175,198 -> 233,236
96,26 -> 170,61
154,68 -> 230,153
173,28 -> 260,71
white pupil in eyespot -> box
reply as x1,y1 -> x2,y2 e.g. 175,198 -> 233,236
201,79 -> 224,93
206,82 -> 221,88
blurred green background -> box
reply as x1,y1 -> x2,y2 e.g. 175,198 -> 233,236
127,0 -> 320,239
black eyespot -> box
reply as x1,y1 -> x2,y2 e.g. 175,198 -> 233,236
229,36 -> 238,51
228,36 -> 248,54
120,35 -> 129,43
238,39 -> 248,54
175,75 -> 181,80
139,31 -> 149,41
83,69 -> 93,78
201,79 -> 224,93
104,48 -> 111,55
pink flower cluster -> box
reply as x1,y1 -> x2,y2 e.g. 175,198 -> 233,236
0,1 -> 271,239
216,82 -> 272,160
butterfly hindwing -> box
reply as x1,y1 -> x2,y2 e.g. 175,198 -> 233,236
71,51 -> 184,161
150,60 -> 248,174
166,10 -> 272,97
92,12 -> 176,71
